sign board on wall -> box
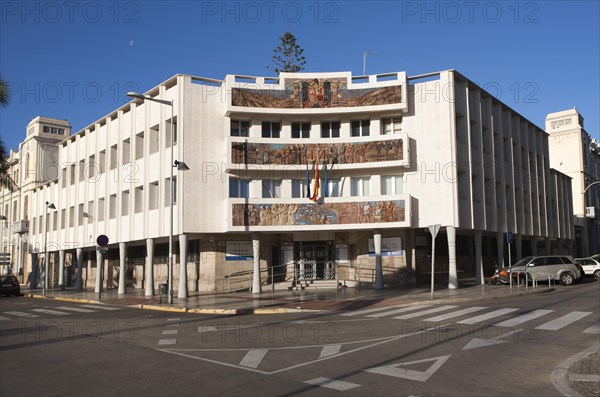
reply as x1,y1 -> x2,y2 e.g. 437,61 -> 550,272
225,241 -> 253,261
335,244 -> 349,263
368,237 -> 403,256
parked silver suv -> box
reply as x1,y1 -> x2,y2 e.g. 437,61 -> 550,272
509,255 -> 581,285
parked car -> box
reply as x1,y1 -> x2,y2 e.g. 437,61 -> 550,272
0,275 -> 21,296
508,255 -> 582,286
575,257 -> 600,279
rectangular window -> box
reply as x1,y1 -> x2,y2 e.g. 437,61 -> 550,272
149,181 -> 159,210
78,204 -> 84,226
351,177 -> 370,196
229,178 -> 249,198
261,121 -> 281,138
32,216 -> 36,235
164,176 -> 178,204
109,194 -> 117,219
382,175 -> 404,195
122,190 -> 129,216
262,179 -> 281,198
166,117 -> 177,147
351,120 -> 370,137
382,117 -> 403,135
61,168 -> 67,188
98,150 -> 106,174
292,179 -> 309,198
79,159 -> 85,182
149,124 -> 159,153
87,201 -> 94,224
88,155 -> 96,178
291,122 -> 310,139
52,212 -> 57,231
123,138 -> 131,163
326,178 -> 342,197
231,120 -> 250,137
61,209 -> 65,229
110,145 -> 118,170
135,186 -> 143,213
98,198 -> 105,222
135,131 -> 144,160
69,207 -> 74,227
321,121 -> 340,138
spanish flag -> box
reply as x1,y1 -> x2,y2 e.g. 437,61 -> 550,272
311,160 -> 319,202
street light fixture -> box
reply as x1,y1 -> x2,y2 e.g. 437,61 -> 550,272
43,201 -> 56,295
127,92 -> 188,304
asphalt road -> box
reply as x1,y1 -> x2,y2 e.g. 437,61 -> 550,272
1,280 -> 599,397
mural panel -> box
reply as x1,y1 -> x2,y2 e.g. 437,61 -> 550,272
232,200 -> 405,227
231,139 -> 403,165
232,78 -> 402,108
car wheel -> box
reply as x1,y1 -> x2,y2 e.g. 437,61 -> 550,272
560,272 -> 574,285
594,270 -> 600,279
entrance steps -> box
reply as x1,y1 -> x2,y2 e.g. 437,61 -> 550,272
292,279 -> 340,290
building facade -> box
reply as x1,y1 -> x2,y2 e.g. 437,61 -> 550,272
546,108 -> 600,257
2,70 -> 575,295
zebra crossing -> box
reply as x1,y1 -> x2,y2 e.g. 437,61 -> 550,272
0,304 -> 121,320
341,304 -> 600,334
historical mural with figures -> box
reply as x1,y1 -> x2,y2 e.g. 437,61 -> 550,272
232,200 -> 406,227
232,78 -> 402,108
231,139 -> 404,165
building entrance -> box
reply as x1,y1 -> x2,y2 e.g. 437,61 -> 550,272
294,241 -> 334,280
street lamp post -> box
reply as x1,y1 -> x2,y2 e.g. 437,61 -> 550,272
127,92 -> 188,304
43,201 -> 56,295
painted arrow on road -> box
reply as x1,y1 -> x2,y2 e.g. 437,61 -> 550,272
463,329 -> 519,350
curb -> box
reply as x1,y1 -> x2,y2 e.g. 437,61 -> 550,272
24,294 -> 100,305
137,305 -> 322,315
552,344 -> 600,397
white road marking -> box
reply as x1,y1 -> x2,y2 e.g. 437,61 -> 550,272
569,374 -> 600,382
538,311 -> 592,331
304,377 -> 361,391
239,349 -> 269,368
393,305 -> 458,320
463,330 -> 520,350
319,344 -> 342,358
495,309 -> 554,327
79,304 -> 120,311
364,355 -> 451,382
0,315 -> 10,321
158,339 -> 177,345
31,308 -> 70,316
456,308 -> 519,325
167,318 -> 180,322
583,322 -> 600,334
55,306 -> 95,313
423,306 -> 487,322
4,311 -> 39,318
162,330 -> 178,335
341,306 -> 412,317
367,306 -> 430,318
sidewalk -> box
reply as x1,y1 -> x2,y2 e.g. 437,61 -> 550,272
23,281 -> 555,314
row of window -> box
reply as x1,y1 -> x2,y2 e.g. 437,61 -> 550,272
43,126 -> 66,135
32,177 -> 177,235
231,117 -> 403,138
229,175 -> 404,198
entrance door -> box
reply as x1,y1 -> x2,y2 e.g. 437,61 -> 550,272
294,241 -> 334,280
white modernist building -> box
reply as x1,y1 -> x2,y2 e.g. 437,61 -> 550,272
2,70 -> 575,295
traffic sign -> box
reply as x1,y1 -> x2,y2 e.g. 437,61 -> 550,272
505,232 -> 513,244
96,234 -> 109,247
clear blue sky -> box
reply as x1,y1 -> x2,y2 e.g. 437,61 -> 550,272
1,1 -> 599,152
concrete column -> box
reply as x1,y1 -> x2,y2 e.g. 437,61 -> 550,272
496,232 -> 505,268
145,238 -> 154,296
474,231 -> 483,285
178,234 -> 188,298
515,234 -> 523,261
531,238 -> 538,256
95,250 -> 103,293
75,248 -> 83,292
252,233 -> 261,294
374,230 -> 383,290
29,253 -> 37,289
58,250 -> 65,289
447,226 -> 458,289
118,242 -> 126,294
545,237 -> 552,255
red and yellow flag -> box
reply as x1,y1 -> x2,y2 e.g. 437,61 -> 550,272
311,161 -> 319,202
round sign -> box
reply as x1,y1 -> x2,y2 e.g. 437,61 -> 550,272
96,234 -> 109,247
